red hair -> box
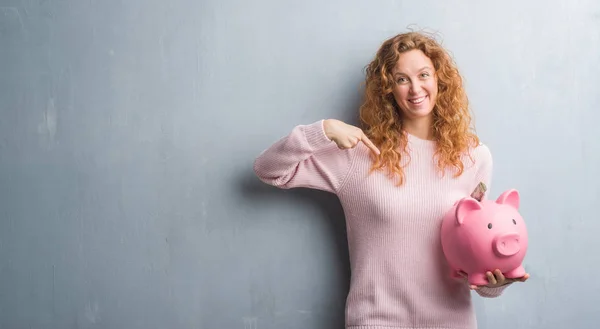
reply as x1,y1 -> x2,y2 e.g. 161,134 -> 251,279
359,31 -> 480,185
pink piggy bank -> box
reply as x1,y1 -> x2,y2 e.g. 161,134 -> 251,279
440,189 -> 528,286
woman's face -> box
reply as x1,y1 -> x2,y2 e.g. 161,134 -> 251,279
391,49 -> 438,121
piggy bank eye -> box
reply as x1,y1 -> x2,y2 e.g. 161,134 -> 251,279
512,219 -> 517,225
487,223 -> 492,229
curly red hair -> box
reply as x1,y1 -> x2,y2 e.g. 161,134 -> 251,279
359,31 -> 480,185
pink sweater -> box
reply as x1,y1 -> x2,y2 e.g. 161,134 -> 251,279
253,120 -> 510,329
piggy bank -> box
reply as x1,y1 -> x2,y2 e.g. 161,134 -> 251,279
440,189 -> 528,286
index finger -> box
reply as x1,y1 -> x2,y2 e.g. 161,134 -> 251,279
360,134 -> 380,155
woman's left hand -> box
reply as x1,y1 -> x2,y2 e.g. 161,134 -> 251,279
459,269 -> 530,290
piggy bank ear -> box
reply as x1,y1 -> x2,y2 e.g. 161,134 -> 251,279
455,197 -> 482,225
496,189 -> 520,209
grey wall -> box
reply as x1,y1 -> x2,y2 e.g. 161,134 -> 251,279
1,0 -> 599,328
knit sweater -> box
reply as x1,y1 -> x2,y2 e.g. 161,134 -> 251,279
253,120 -> 510,329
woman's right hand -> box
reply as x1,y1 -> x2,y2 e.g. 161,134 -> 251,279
323,119 -> 380,155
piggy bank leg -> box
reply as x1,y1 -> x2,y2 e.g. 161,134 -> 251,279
468,273 -> 489,286
504,265 -> 526,279
450,269 -> 463,279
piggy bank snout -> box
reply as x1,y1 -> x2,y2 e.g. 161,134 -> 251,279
493,233 -> 521,257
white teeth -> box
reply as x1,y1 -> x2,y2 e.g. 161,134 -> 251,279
409,96 -> 426,104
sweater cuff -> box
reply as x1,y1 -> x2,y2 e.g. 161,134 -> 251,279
476,283 -> 511,298
303,120 -> 334,151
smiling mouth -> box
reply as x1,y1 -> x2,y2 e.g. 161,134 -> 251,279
408,95 -> 427,105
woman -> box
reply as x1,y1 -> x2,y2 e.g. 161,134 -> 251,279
253,31 -> 528,329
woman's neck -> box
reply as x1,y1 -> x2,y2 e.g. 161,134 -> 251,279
402,115 -> 434,141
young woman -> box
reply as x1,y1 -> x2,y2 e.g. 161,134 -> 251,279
253,31 -> 528,329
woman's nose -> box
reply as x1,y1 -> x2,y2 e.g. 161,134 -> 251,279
409,82 -> 421,94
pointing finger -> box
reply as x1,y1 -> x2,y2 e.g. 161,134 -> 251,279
360,134 -> 380,155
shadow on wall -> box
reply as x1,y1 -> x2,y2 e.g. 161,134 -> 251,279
239,170 -> 351,329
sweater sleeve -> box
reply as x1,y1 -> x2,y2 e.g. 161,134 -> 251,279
475,283 -> 512,298
253,120 -> 357,194
471,143 -> 514,298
